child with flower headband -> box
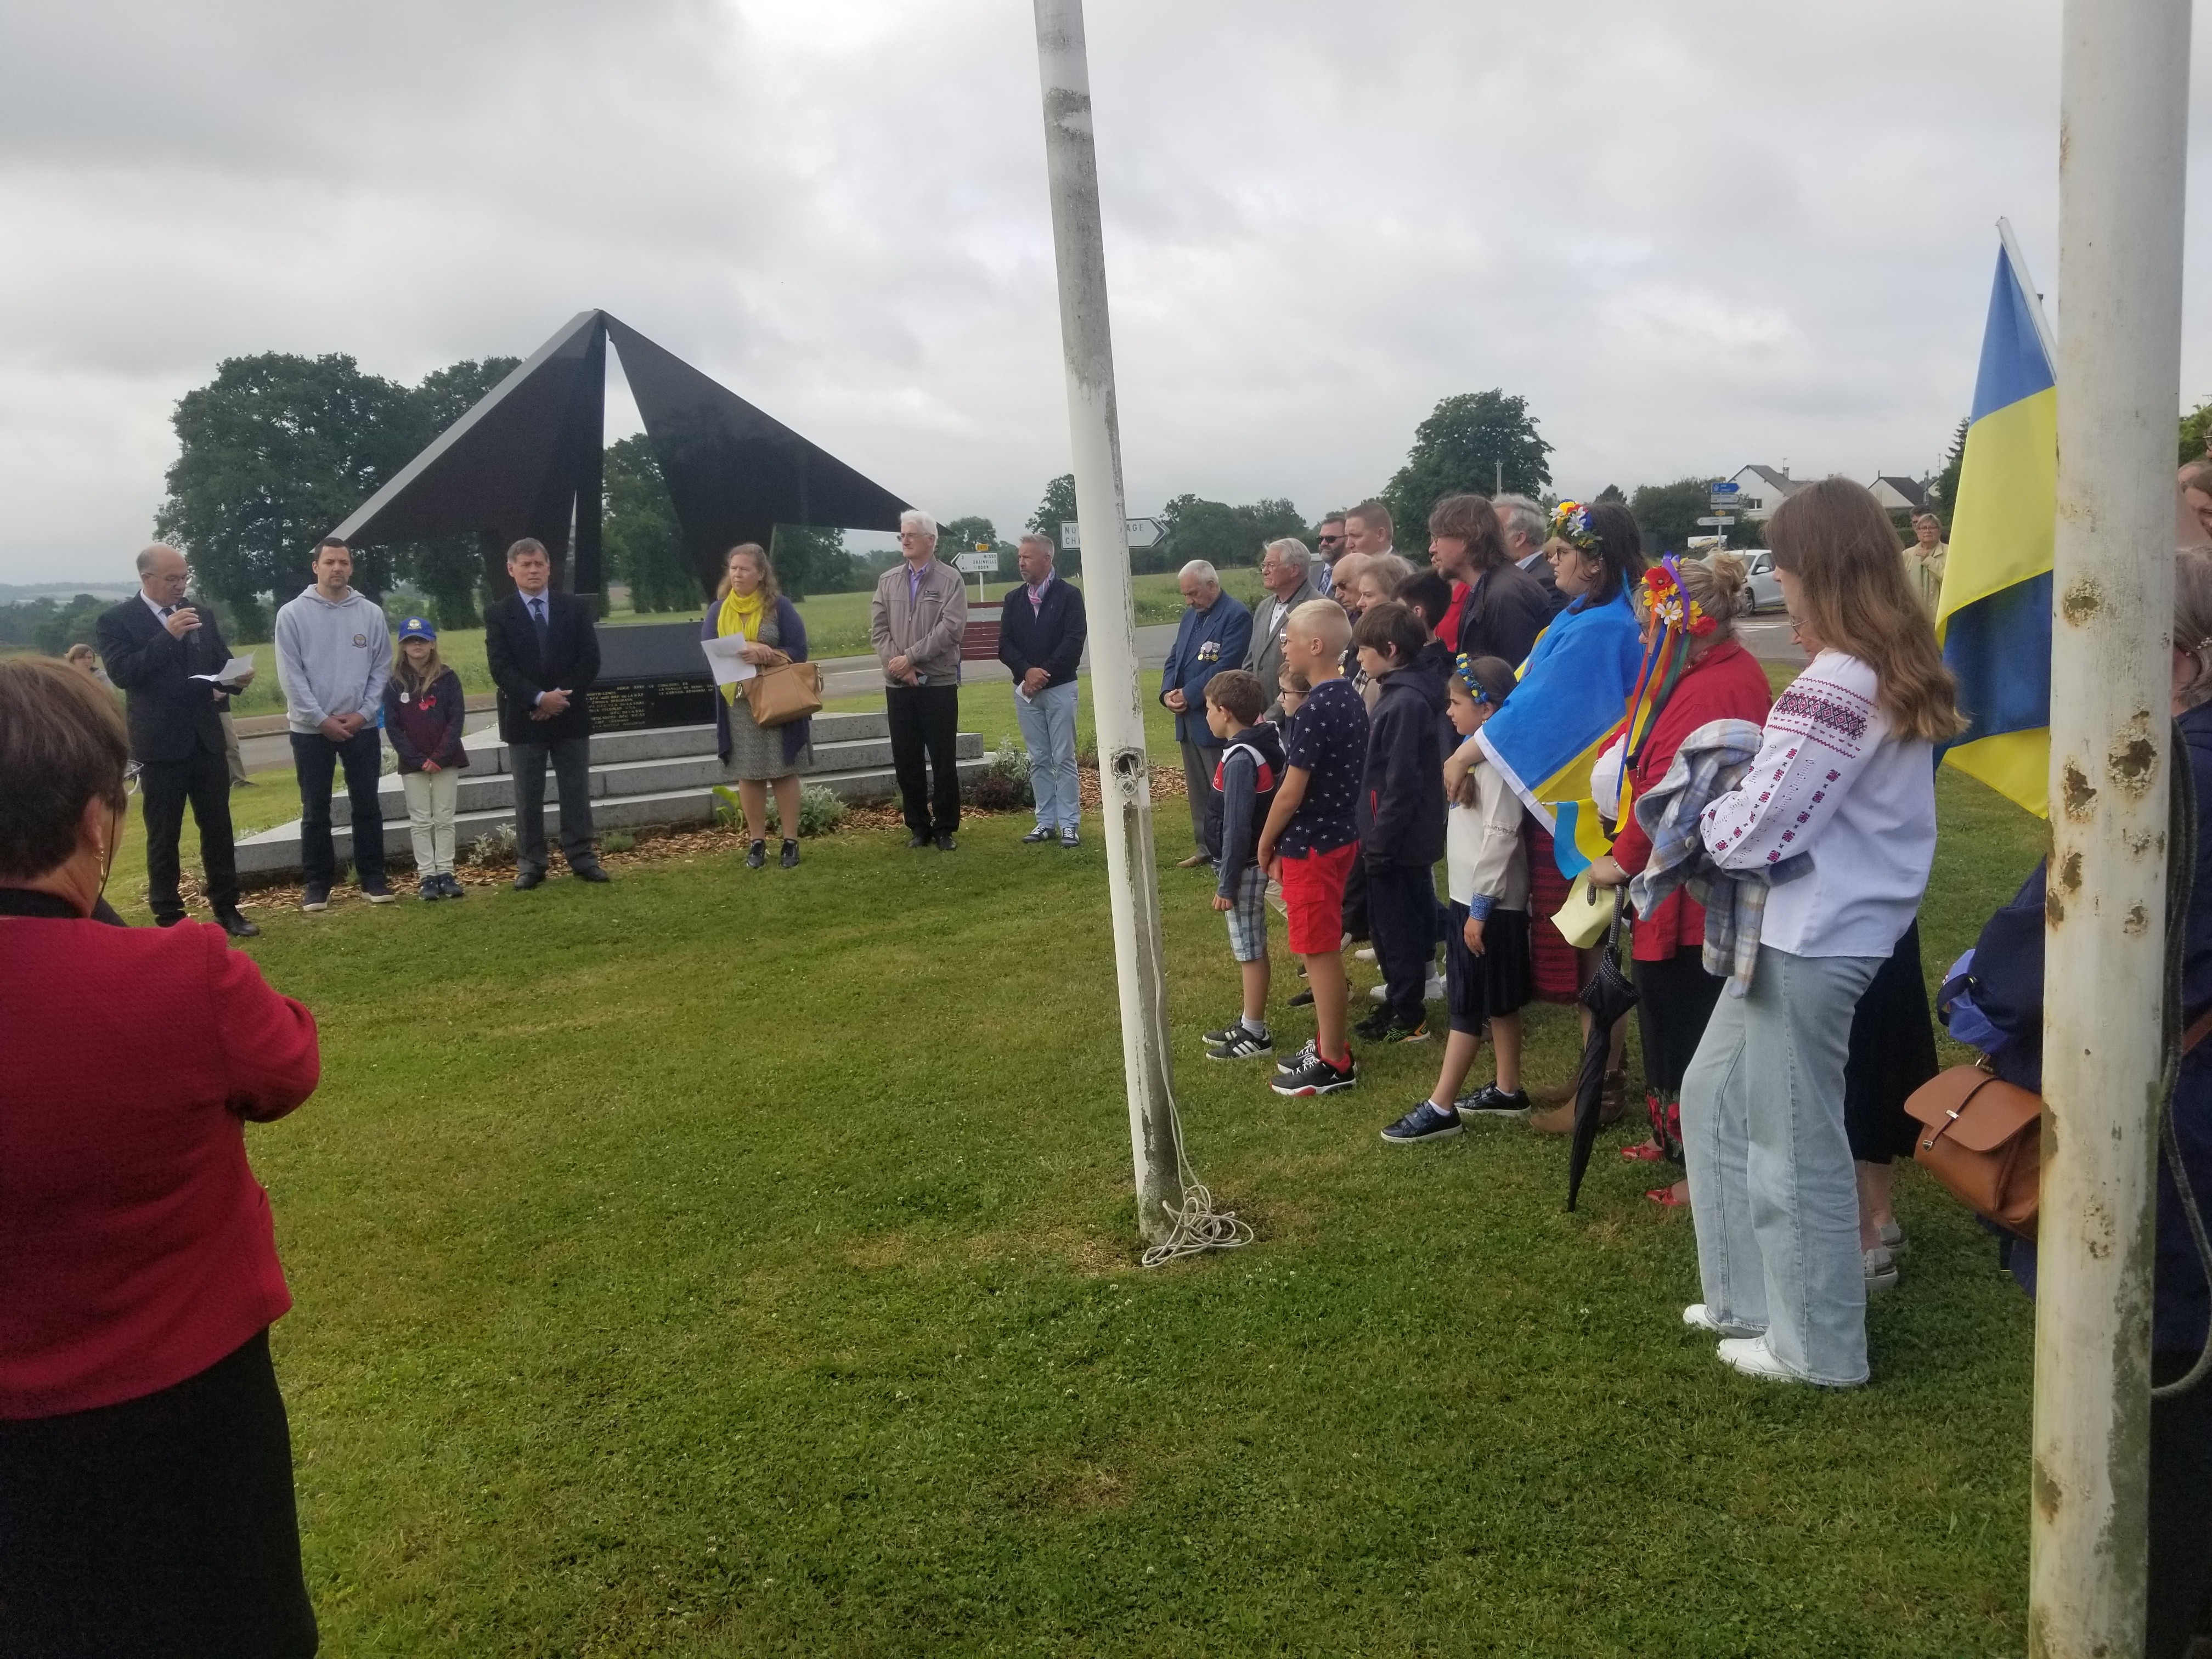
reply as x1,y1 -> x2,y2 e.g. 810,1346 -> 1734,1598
1380,653 -> 1534,1142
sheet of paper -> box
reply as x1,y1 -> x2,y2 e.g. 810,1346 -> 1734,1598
701,639 -> 757,687
190,652 -> 255,686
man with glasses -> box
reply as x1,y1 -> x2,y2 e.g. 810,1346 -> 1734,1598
94,544 -> 259,935
871,510 -> 969,850
1313,513 -> 1347,597
1242,538 -> 1320,721
1493,493 -> 1566,616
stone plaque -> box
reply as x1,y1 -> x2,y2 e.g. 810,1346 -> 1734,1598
588,620 -> 716,731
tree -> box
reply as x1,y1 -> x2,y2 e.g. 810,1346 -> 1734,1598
1928,418 -> 1970,532
602,435 -> 697,613
2182,400 -> 2212,467
1026,474 -> 1080,575
388,356 -> 521,628
1380,390 -> 1554,555
155,353 -> 420,638
1156,494 -> 1310,573
768,524 -> 852,600
1628,477 -> 1718,557
938,515 -> 1014,579
1595,483 -> 1626,504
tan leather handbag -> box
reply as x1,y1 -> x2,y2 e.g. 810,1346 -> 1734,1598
1905,1063 -> 2045,1239
742,660 -> 822,728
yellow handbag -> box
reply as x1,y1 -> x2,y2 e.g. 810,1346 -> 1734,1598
1553,870 -> 1616,950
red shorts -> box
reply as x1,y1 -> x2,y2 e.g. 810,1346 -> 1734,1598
1279,842 -> 1358,955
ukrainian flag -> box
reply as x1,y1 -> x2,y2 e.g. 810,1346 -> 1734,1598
1476,589 -> 1645,877
1937,240 -> 2057,817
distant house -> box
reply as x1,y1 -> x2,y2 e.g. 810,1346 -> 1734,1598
1868,475 -> 1930,514
1725,465 -> 1808,522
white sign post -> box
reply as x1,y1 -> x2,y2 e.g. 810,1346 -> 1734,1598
954,547 -> 997,600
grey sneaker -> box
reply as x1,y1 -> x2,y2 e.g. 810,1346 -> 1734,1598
1864,1245 -> 1899,1294
1877,1221 -> 1908,1257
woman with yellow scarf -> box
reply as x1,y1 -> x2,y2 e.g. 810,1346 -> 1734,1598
699,543 -> 812,867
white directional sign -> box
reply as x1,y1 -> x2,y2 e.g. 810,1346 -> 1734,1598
1696,515 -> 1737,527
1058,518 -> 1163,552
955,550 -> 998,573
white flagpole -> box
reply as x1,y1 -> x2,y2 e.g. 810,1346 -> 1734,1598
1030,0 -> 1185,1243
2033,0 -> 2191,1649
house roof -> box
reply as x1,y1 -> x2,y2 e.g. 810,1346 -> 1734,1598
1734,464 -> 1807,495
1872,475 -> 1929,509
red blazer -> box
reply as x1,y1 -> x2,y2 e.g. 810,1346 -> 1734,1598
1612,637 -> 1776,964
0,911 -> 319,1418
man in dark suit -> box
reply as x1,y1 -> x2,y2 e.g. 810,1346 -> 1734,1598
483,537 -> 608,888
1158,558 -> 1251,867
996,533 -> 1088,848
94,544 -> 260,936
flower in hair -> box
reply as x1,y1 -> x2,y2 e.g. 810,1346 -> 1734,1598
1549,500 -> 1599,551
1452,652 -> 1496,704
1641,557 -> 1719,637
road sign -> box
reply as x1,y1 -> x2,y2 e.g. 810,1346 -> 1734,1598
1697,515 -> 1737,527
1711,480 -> 1741,493
954,550 -> 997,573
1057,518 -> 1162,552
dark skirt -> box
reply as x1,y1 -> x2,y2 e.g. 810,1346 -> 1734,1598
1523,824 -> 1582,1003
1844,919 -> 1939,1165
0,1329 -> 317,1659
1635,949 -> 1725,1097
1444,901 -> 1534,1035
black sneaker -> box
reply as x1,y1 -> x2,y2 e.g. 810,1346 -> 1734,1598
1380,1101 -> 1464,1144
1288,987 -> 1315,1008
1381,1018 -> 1431,1045
1274,1037 -> 1318,1075
361,881 -> 398,905
301,885 -> 330,913
1353,1008 -> 1397,1043
1206,1025 -> 1273,1061
746,840 -> 767,868
1203,1020 -> 1244,1045
1455,1085 -> 1531,1120
780,839 -> 800,868
1272,1048 -> 1357,1097
441,873 -> 466,900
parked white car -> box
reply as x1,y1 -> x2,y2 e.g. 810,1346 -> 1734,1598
1740,548 -> 1782,614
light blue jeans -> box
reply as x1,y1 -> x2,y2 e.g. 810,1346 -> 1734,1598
1680,944 -> 1883,1385
1016,679 -> 1081,832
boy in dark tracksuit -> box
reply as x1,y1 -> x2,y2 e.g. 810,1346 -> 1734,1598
1199,670 -> 1286,1062
1352,601 -> 1447,1041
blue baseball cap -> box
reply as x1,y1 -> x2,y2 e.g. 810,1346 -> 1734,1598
398,616 -> 437,642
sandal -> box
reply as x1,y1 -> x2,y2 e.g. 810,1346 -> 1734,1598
1645,1181 -> 1691,1209
1621,1140 -> 1667,1163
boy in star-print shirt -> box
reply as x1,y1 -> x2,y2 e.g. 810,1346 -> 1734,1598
1256,600 -> 1369,1096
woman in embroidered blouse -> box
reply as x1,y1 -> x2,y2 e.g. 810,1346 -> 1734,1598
1677,479 -> 1963,1387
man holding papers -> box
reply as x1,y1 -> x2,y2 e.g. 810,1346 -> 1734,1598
94,542 -> 260,934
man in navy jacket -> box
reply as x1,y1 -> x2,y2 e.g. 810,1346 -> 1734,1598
997,535 -> 1088,847
483,538 -> 607,888
1159,560 -> 1252,868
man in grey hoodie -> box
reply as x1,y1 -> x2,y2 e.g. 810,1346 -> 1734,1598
275,537 -> 394,909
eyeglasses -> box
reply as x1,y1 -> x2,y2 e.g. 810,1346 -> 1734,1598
1317,534 -> 1344,545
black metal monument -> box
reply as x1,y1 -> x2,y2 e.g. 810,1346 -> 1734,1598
331,310 -> 909,730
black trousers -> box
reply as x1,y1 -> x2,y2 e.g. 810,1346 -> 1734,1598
290,727 -> 385,890
139,742 -> 238,919
887,684 -> 961,837
511,735 -> 598,874
0,1329 -> 317,1659
1366,861 -> 1436,1026
1843,919 -> 1938,1165
2151,1352 -> 2212,1659
1634,950 -> 1725,1097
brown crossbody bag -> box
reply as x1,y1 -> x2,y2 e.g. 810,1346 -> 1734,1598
1905,1008 -> 2212,1242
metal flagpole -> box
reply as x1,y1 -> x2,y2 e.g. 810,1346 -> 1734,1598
1030,0 -> 1185,1244
2033,0 -> 2191,1648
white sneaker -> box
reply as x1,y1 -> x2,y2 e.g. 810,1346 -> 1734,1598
1717,1336 -> 1802,1383
1354,947 -> 1377,963
1864,1245 -> 1899,1294
1424,973 -> 1446,1000
1369,983 -> 1389,1002
1877,1221 -> 1908,1257
1683,1303 -> 1761,1339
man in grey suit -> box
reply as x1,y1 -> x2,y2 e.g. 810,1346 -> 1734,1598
1241,537 -> 1320,720
870,510 -> 970,850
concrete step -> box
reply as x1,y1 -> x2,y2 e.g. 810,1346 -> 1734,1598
455,708 -> 889,775
331,730 -> 981,824
235,753 -> 996,879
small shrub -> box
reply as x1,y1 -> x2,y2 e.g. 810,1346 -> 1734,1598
966,741 -> 1034,812
797,785 -> 848,837
465,822 -> 517,866
600,831 -> 636,854
710,785 -> 742,829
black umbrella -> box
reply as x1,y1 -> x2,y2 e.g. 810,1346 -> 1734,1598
1566,889 -> 1640,1211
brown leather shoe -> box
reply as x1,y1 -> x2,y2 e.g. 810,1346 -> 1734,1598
1528,1071 -> 1631,1135
1176,852 -> 1212,870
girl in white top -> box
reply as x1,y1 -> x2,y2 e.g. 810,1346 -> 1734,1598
1678,479 -> 1964,1388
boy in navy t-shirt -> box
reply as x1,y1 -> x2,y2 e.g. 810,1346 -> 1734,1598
1256,600 -> 1369,1095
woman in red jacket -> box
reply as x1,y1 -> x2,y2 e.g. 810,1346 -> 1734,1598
0,657 -> 323,1657
1584,554 -> 1774,1206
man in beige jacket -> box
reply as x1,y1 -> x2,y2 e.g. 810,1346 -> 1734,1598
871,509 -> 970,849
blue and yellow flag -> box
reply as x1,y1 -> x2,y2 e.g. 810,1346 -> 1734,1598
1937,241 -> 2057,817
1476,590 -> 1645,878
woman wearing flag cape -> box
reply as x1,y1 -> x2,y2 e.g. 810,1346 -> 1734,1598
1473,499 -> 1646,1124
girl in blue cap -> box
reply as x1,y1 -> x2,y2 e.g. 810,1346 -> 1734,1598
382,616 -> 470,899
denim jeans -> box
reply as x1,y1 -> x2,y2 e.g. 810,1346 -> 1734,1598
1680,944 -> 1883,1385
291,727 -> 386,890
1016,680 -> 1081,832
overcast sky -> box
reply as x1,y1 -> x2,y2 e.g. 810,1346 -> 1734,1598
5,0 -> 2212,583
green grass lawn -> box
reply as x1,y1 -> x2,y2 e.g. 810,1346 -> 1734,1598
110,680 -> 2052,1654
